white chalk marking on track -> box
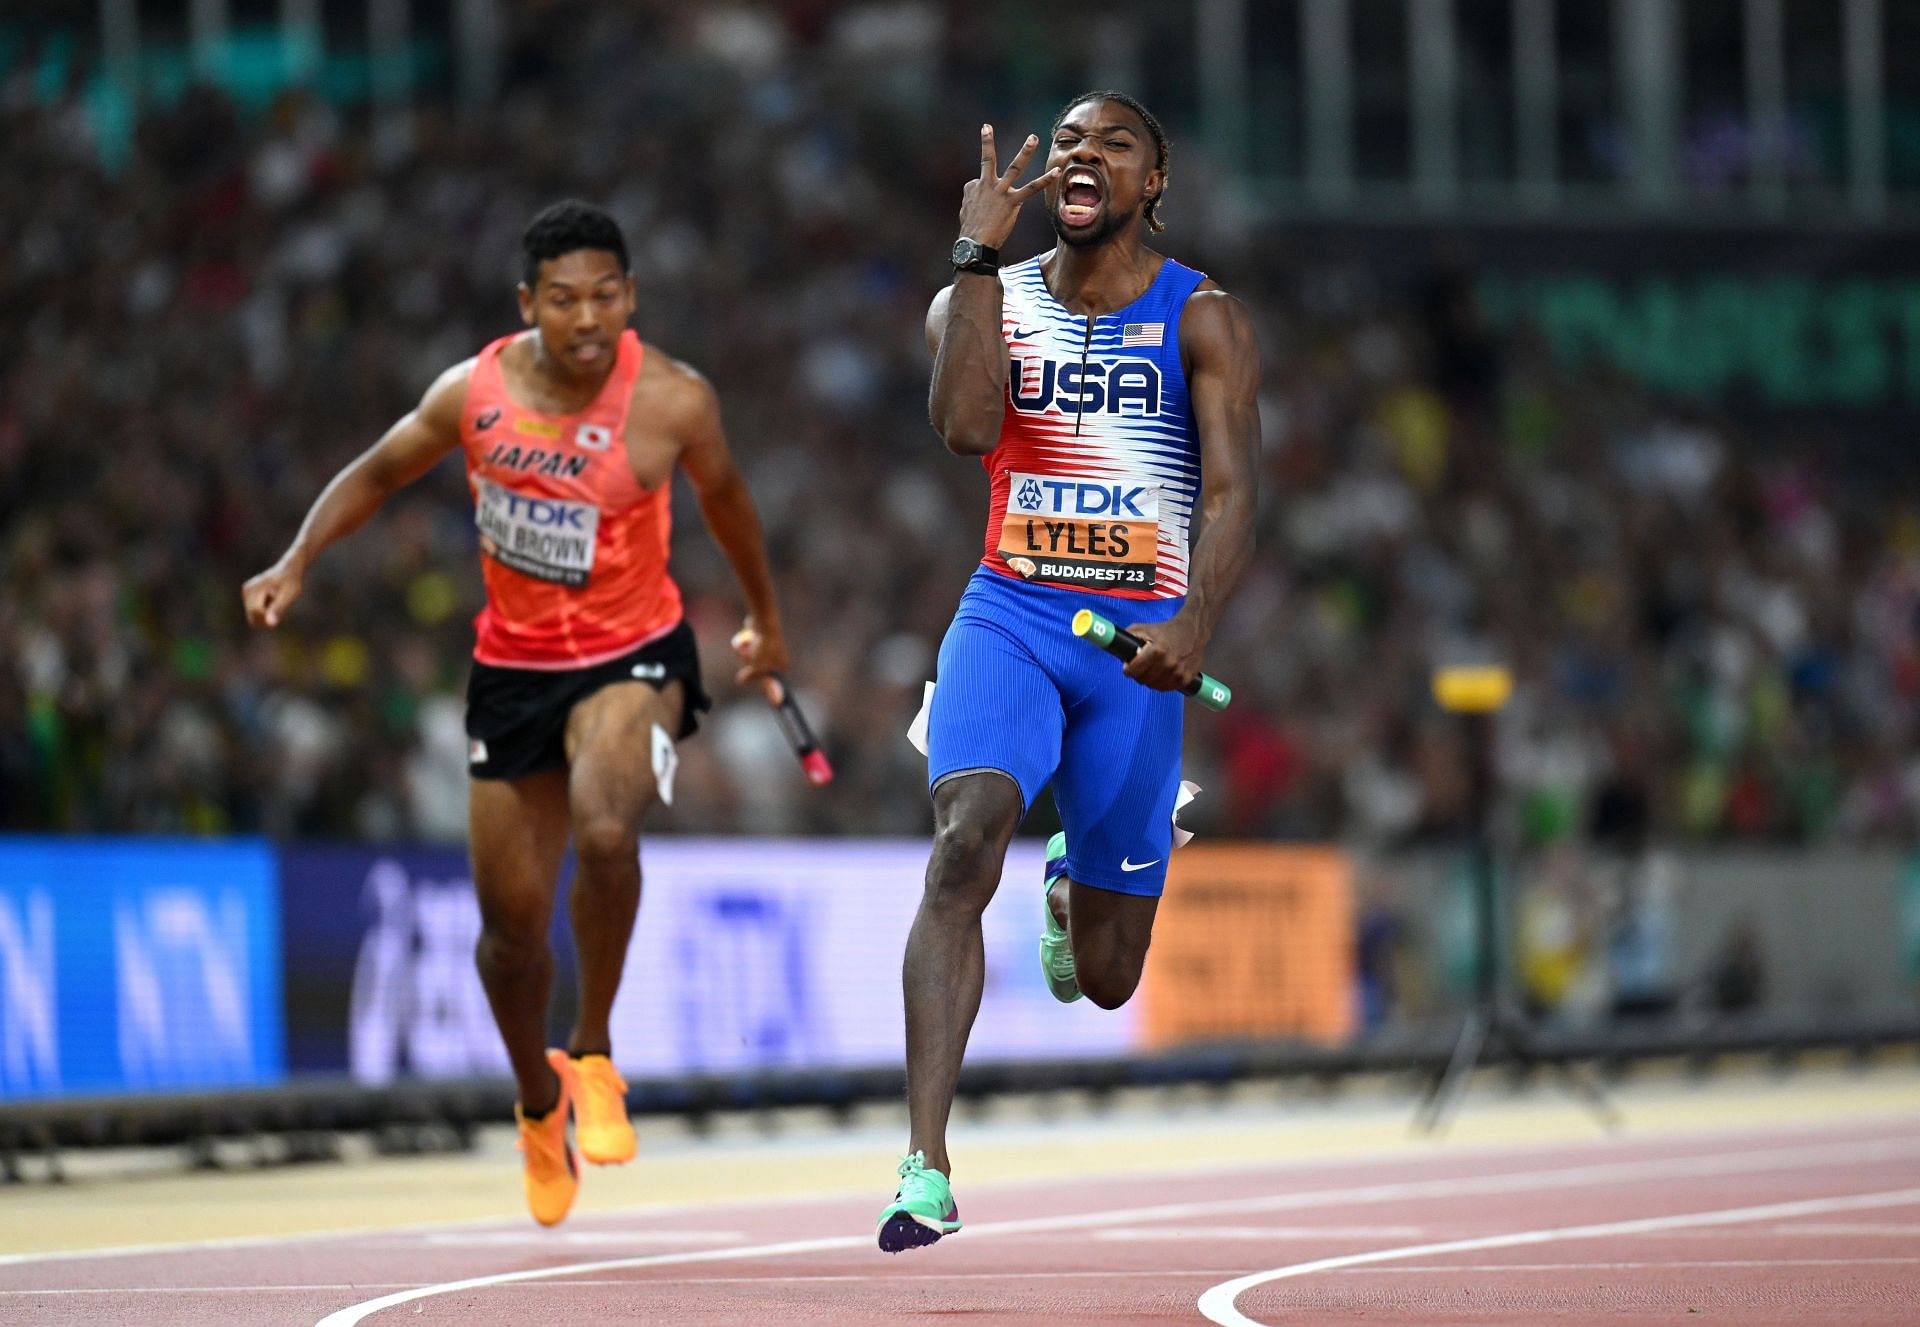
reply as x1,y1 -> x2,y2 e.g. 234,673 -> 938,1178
20,1259 -> 1920,1301
1344,1257 -> 1920,1272
1095,1226 -> 1426,1241
421,1229 -> 746,1247
1766,1221 -> 1920,1236
1195,1186 -> 1920,1327
506,1270 -> 1246,1286
315,1135 -> 1920,1325
7,1117 -> 1913,1270
0,1285 -> 424,1296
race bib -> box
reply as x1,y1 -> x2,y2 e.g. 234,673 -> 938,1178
474,477 -> 598,587
998,472 -> 1158,589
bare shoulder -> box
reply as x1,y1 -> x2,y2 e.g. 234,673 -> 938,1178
1180,285 -> 1257,364
632,342 -> 721,435
1184,283 -> 1251,328
417,357 -> 477,430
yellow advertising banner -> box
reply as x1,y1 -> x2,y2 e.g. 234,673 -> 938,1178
1139,844 -> 1354,1049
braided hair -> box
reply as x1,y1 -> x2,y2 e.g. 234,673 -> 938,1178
1049,90 -> 1170,233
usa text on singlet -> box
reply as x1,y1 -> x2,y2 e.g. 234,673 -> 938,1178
978,256 -> 1207,601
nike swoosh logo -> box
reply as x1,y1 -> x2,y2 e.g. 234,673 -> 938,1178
1120,857 -> 1161,873
632,664 -> 666,679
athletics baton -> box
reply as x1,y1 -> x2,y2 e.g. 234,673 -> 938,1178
732,631 -> 834,786
1070,609 -> 1232,712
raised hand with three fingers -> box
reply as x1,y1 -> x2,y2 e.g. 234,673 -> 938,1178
956,124 -> 1062,251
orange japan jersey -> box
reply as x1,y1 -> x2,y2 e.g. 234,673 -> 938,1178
460,329 -> 682,669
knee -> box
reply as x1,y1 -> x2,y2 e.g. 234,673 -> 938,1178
924,820 -> 1004,913
476,899 -> 549,970
1075,946 -> 1149,1010
572,814 -> 638,873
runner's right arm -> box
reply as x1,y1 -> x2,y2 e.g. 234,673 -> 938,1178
242,362 -> 470,628
926,125 -> 1058,455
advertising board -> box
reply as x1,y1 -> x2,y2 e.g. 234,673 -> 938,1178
282,838 -> 1135,1085
0,837 -> 284,1100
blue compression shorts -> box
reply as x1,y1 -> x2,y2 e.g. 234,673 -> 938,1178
927,567 -> 1185,897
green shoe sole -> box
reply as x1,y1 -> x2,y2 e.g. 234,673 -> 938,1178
876,1201 -> 963,1252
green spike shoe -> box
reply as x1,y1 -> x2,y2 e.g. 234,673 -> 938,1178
876,1151 -> 962,1252
1038,831 -> 1082,1003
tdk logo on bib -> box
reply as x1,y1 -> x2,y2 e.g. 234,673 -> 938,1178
495,492 -> 591,529
998,470 -> 1160,589
1014,478 -> 1151,518
475,478 -> 599,587
1008,357 -> 1162,417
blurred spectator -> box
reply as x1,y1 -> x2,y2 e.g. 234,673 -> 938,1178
5,6 -> 1920,851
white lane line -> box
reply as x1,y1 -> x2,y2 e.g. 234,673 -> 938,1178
21,1258 -> 1920,1299
312,1232 -> 873,1324
1195,1186 -> 1920,1327
1767,1222 -> 1920,1236
1346,1257 -> 1920,1272
1094,1227 -> 1426,1241
9,1115 -> 1916,1270
500,1270 -> 1248,1286
314,1136 -> 1920,1325
421,1230 -> 746,1247
0,1229 -> 393,1270
0,1209 -> 560,1270
1,1285 -> 422,1296
8,1273 -> 1240,1295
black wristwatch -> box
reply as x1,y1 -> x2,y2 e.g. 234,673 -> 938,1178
950,237 -> 1000,275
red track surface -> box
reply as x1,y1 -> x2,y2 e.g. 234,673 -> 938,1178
5,1118 -> 1919,1325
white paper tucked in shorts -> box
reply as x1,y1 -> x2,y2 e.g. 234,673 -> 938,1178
906,680 -> 936,756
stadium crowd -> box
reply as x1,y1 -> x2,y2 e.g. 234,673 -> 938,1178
6,3 -> 1920,862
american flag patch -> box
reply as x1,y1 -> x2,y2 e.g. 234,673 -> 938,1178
1121,322 -> 1164,347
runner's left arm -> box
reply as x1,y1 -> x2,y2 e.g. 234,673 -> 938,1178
668,360 -> 791,685
1122,288 -> 1261,691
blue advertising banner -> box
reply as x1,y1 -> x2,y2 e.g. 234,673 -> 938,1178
278,845 -> 576,1082
607,839 -> 1135,1077
0,837 -> 284,1100
277,839 -> 1134,1085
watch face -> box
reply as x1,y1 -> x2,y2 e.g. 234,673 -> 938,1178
951,239 -> 976,266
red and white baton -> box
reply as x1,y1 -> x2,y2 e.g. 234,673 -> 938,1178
732,631 -> 834,786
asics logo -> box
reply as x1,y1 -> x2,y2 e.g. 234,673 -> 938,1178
1120,857 -> 1161,873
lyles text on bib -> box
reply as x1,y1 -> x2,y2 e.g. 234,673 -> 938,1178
998,472 -> 1158,590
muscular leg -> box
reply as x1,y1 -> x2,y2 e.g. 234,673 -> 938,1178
1048,879 -> 1159,1010
905,772 -> 1023,1178
470,771 -> 572,1114
562,679 -> 682,1057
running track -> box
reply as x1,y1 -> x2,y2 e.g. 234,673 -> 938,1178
4,1115 -> 1918,1324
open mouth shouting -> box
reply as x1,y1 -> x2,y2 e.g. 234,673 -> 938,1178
1058,169 -> 1103,228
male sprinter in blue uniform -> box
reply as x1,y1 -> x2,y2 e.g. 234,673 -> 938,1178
877,91 -> 1261,1251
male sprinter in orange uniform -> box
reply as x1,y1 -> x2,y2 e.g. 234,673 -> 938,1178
876,92 -> 1260,1251
243,201 -> 790,1226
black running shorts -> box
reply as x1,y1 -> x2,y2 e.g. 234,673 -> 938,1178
464,622 -> 712,781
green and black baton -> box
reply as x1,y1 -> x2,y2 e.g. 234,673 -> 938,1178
1070,609 -> 1232,711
